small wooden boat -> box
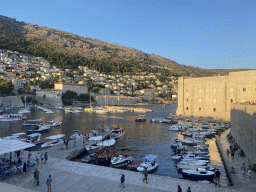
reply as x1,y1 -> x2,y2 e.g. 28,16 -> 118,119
94,147 -> 115,166
82,153 -> 95,163
127,161 -> 143,171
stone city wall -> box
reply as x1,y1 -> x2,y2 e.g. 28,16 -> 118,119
230,104 -> 256,163
0,96 -> 24,107
94,95 -> 142,106
176,70 -> 256,121
35,96 -> 63,106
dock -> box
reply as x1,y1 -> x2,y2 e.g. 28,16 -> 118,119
1,131 -> 252,192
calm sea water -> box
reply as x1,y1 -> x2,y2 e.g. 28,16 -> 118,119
0,104 -> 227,185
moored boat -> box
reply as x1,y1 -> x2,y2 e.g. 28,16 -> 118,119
0,114 -> 23,121
137,154 -> 159,173
110,127 -> 125,139
41,134 -> 65,148
181,168 -> 215,182
26,133 -> 44,145
135,115 -> 147,122
94,147 -> 115,166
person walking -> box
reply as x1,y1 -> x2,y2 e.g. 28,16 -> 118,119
36,153 -> 40,165
241,163 -> 246,177
142,167 -> 148,184
28,151 -> 32,160
215,169 -> 221,187
119,173 -> 125,188
187,187 -> 191,192
73,138 -> 76,147
226,149 -> 230,158
46,175 -> 53,192
41,153 -> 44,165
177,185 -> 182,192
83,134 -> 86,146
44,152 -> 48,164
34,169 -> 40,187
248,165 -> 252,179
66,139 -> 68,149
23,162 -> 27,177
231,149 -> 234,159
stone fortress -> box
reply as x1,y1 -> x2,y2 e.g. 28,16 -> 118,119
176,70 -> 256,163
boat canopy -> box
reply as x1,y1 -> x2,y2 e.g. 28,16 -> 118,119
0,138 -> 35,155
144,154 -> 158,161
45,134 -> 65,140
12,132 -> 27,136
27,133 -> 42,137
88,136 -> 103,141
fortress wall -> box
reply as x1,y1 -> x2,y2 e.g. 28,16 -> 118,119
35,96 -> 63,106
0,96 -> 24,107
230,104 -> 256,163
176,70 -> 256,121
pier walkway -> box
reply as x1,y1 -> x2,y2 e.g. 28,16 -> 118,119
216,129 -> 256,191
0,131 -> 254,192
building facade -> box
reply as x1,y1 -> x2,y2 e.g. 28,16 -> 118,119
54,82 -> 88,95
176,70 -> 256,121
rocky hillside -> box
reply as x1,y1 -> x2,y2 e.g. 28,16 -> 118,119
0,15 -> 251,76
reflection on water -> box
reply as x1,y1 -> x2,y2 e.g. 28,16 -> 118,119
0,104 -> 226,183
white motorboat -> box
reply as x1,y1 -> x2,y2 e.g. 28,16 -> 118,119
137,154 -> 159,172
93,107 -> 110,114
150,118 -> 162,123
110,127 -> 125,139
26,133 -> 44,145
177,164 -> 215,172
45,109 -> 54,114
0,114 -> 23,121
48,120 -> 62,126
168,124 -> 185,132
70,109 -> 83,113
135,115 -> 147,122
18,107 -> 30,114
41,134 -> 65,148
181,168 -> 215,182
111,154 -> 133,168
96,139 -> 116,147
85,142 -> 102,153
27,124 -> 51,134
172,154 -> 183,161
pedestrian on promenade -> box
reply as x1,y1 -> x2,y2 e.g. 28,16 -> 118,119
34,169 -> 40,187
23,162 -> 27,177
44,152 -> 48,164
218,132 -> 221,139
83,134 -> 86,146
248,165 -> 252,179
231,150 -> 234,159
187,187 -> 191,192
17,150 -> 21,158
28,151 -> 32,160
215,169 -> 221,187
226,149 -> 230,158
119,173 -> 125,188
178,185 -> 182,192
106,125 -> 109,131
241,163 -> 246,177
142,167 -> 148,183
36,153 -> 40,165
46,175 -> 53,192
41,153 -> 44,165
66,139 -> 68,149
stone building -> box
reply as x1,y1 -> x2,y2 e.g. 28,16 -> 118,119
176,70 -> 256,121
54,82 -> 88,95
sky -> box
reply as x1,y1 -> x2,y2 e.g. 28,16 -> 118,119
1,0 -> 256,69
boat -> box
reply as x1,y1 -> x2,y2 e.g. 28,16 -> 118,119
111,154 -> 133,168
48,120 -> 62,126
94,147 -> 116,166
41,134 -> 65,148
45,109 -> 54,114
127,161 -> 143,171
168,124 -> 185,132
135,115 -> 147,122
85,142 -> 102,153
27,124 -> 51,134
96,139 -> 116,147
70,130 -> 82,139
26,133 -> 44,145
137,154 -> 159,172
82,153 -> 96,163
70,109 -> 83,113
181,168 -> 215,182
110,127 -> 125,139
93,107 -> 110,114
0,114 -> 23,121
17,107 -> 30,114
23,119 -> 43,126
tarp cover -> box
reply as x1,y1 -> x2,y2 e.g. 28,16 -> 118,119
144,154 -> 158,161
0,138 -> 35,155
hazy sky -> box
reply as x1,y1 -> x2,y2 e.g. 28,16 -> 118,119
1,0 -> 256,69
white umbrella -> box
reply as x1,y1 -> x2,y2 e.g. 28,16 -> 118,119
144,154 -> 158,162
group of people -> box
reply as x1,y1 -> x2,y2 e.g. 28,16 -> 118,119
33,169 -> 52,192
36,152 -> 48,165
241,163 -> 252,179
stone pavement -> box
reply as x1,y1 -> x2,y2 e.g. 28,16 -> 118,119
0,132 -> 254,192
216,129 -> 256,191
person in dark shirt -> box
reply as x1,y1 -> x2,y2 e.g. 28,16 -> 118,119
178,185 -> 182,192
215,169 -> 221,187
119,173 -> 125,188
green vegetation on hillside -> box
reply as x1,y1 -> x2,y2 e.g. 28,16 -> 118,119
0,78 -> 14,95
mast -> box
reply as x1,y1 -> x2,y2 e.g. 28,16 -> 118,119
90,92 -> 91,108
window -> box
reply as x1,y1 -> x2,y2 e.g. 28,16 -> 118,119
231,98 -> 233,103
213,99 -> 216,103
186,99 -> 189,102
213,108 -> 216,112
199,99 -> 201,102
243,88 -> 246,92
199,107 -> 201,111
186,107 -> 189,110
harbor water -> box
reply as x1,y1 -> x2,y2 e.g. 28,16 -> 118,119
0,104 -> 227,185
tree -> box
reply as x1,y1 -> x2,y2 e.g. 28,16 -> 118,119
62,89 -> 78,101
0,79 -> 14,95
